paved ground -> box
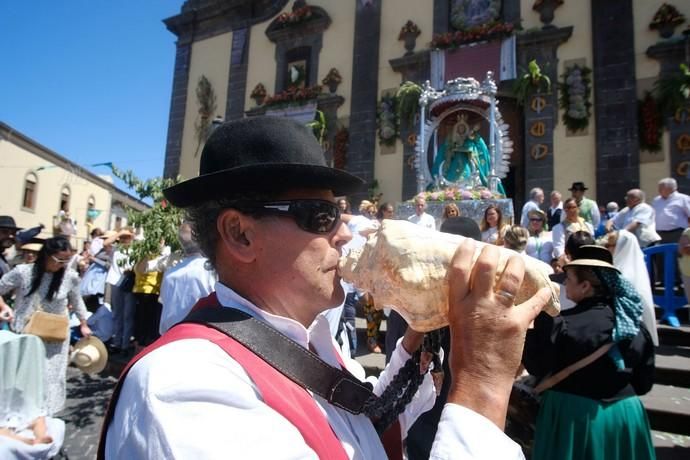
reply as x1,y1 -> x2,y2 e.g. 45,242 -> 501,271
55,366 -> 117,460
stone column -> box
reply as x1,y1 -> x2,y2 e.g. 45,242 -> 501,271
225,27 -> 250,121
347,0 -> 383,202
517,27 -> 572,210
390,52 -> 431,200
647,40 -> 690,191
591,0 -> 639,205
163,42 -> 192,179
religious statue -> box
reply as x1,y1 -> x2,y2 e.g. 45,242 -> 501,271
432,113 -> 492,189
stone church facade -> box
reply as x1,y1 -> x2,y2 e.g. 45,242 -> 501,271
162,0 -> 690,211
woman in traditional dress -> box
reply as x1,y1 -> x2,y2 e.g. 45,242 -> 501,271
552,197 -> 594,267
523,245 -> 655,460
480,204 -> 506,245
606,230 -> 659,346
0,236 -> 91,415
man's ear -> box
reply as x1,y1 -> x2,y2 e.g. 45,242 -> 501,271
217,209 -> 256,264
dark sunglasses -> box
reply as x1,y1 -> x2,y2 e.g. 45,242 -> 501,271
529,218 -> 544,222
235,199 -> 341,234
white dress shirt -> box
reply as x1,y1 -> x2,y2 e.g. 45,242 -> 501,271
611,203 -> 661,248
105,247 -> 132,286
525,232 -> 554,264
106,283 -> 524,459
158,255 -> 217,334
551,219 -> 594,259
653,191 -> 690,231
408,212 -> 436,230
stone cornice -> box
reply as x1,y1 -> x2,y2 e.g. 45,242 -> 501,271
646,38 -> 686,61
389,50 -> 431,78
517,26 -> 573,48
245,93 -> 344,117
265,7 -> 331,43
164,0 -> 288,43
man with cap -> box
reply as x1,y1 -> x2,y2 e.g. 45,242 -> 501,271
0,216 -> 21,277
100,117 -> 550,459
569,182 -> 600,228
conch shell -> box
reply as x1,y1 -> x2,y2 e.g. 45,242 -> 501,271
338,220 -> 560,332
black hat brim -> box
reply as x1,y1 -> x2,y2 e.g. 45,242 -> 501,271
164,163 -> 365,208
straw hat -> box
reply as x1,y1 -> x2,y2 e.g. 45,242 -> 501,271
563,245 -> 620,273
99,230 -> 118,239
71,336 -> 108,374
20,243 -> 42,252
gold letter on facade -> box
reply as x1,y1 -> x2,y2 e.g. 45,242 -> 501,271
530,144 -> 549,160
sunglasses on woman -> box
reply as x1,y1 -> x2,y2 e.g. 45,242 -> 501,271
234,199 -> 341,235
51,255 -> 71,264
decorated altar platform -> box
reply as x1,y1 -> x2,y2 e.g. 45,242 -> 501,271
396,198 -> 514,229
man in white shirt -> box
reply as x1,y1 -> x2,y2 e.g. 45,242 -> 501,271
652,177 -> 690,245
157,222 -> 217,334
520,187 -> 544,228
101,117 -> 549,459
407,196 -> 436,230
606,189 -> 661,248
546,190 -> 563,230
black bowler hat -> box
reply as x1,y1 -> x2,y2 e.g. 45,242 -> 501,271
164,117 -> 365,208
563,245 -> 619,273
568,182 -> 588,192
0,216 -> 21,231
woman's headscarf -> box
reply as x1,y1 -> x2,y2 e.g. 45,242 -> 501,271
612,230 -> 659,346
593,268 -> 644,369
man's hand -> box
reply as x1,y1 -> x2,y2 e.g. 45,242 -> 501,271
445,239 -> 550,429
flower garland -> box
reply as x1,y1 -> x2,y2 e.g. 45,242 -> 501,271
431,22 -> 514,50
649,3 -> 685,29
416,187 -> 500,202
275,5 -> 314,28
558,65 -> 592,132
398,20 -> 421,41
263,84 -> 322,108
638,93 -> 663,152
378,94 -> 398,146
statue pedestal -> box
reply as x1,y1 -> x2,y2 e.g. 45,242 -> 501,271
396,198 -> 515,230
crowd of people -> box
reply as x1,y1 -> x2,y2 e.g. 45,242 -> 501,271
1,116 -> 687,459
0,216 -> 216,454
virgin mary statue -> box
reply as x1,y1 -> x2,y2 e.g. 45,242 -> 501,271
432,114 -> 502,193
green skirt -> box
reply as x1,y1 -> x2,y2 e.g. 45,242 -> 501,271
532,391 -> 656,460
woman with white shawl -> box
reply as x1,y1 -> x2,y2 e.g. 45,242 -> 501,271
610,230 -> 659,346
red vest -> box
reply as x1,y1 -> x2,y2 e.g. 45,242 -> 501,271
99,293 -> 402,459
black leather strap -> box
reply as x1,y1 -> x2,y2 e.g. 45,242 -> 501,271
184,306 -> 377,415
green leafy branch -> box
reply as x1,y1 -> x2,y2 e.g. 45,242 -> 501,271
110,165 -> 184,264
396,81 -> 422,126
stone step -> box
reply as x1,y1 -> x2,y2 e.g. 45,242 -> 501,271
658,324 -> 690,348
652,431 -> 690,460
641,384 -> 690,436
655,345 -> 690,388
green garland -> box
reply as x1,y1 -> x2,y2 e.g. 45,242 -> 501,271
396,81 -> 422,125
558,64 -> 592,132
378,94 -> 398,146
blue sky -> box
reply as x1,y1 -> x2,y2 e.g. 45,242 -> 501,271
1,1 -> 185,195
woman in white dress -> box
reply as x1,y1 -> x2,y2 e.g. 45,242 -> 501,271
0,236 -> 91,415
480,204 -> 507,245
552,198 -> 594,268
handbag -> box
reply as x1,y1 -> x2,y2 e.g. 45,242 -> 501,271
23,296 -> 69,342
506,343 -> 614,456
